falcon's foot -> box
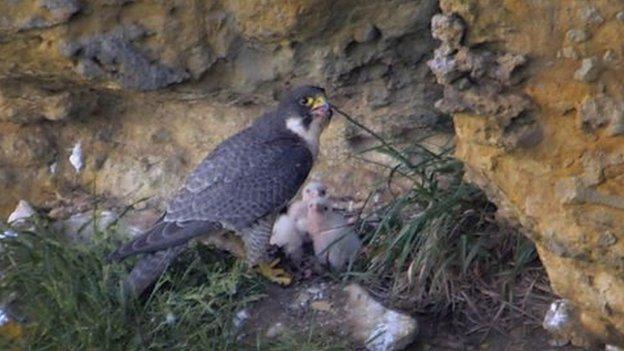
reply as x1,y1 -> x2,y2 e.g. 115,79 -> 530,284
257,259 -> 292,286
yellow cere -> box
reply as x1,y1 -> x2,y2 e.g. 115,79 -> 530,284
310,95 -> 327,109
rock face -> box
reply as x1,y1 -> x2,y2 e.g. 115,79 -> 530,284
0,0 -> 446,217
8,0 -> 624,347
437,0 -> 624,346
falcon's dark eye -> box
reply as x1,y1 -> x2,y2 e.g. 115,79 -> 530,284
299,96 -> 313,106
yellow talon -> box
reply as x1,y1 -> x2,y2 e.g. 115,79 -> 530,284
257,259 -> 293,286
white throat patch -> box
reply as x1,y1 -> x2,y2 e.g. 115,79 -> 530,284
286,117 -> 322,157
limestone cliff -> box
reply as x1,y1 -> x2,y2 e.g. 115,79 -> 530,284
0,0 -> 446,216
6,0 -> 624,347
436,0 -> 624,346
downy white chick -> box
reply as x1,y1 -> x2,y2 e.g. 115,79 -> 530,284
307,197 -> 361,271
270,181 -> 328,265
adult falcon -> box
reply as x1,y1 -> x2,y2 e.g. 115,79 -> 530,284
109,85 -> 333,295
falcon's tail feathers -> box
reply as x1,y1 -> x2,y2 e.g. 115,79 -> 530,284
108,218 -> 222,262
123,245 -> 186,297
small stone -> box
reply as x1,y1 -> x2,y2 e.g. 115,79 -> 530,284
566,29 -> 589,43
561,46 -> 579,60
344,284 -> 418,351
69,141 -> 84,173
310,300 -> 332,312
233,309 -> 249,329
265,322 -> 286,338
165,312 -> 176,325
606,345 -> 623,351
0,230 -> 18,239
306,284 -> 327,300
7,200 -> 36,225
579,6 -> 604,24
555,177 -> 587,204
427,48 -> 462,84
543,299 -> 573,334
598,231 -> 618,247
0,309 -> 8,326
579,95 -> 609,131
578,93 -> 624,135
430,14 -> 464,49
49,161 -> 58,174
292,291 -> 311,310
98,210 -> 118,229
574,57 -> 600,82
580,152 -> 605,186
542,299 -> 598,349
617,12 -> 624,22
290,285 -> 328,311
603,50 -> 616,63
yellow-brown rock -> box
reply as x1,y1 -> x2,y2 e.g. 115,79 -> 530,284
438,0 -> 624,346
0,0 -> 445,218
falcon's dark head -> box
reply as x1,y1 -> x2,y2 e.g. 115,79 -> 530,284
278,85 -> 332,155
278,85 -> 332,121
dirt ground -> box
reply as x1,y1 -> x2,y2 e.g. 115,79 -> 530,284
236,276 -> 585,351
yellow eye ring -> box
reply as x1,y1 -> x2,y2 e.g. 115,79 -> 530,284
299,97 -> 314,106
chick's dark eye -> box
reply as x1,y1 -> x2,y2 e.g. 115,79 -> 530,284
323,206 -> 328,211
319,190 -> 326,196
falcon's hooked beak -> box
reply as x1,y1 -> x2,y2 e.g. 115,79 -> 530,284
310,96 -> 333,120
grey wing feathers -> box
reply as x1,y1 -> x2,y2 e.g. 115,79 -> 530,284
110,123 -> 313,263
109,219 -> 221,262
182,126 -> 261,194
166,134 -> 314,231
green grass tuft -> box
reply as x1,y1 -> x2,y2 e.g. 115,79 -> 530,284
336,108 -> 546,334
0,220 -> 264,350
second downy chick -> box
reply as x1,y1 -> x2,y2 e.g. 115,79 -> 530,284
270,181 -> 328,265
307,197 -> 361,271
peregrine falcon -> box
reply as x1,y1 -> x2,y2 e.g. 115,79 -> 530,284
109,85 -> 333,295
